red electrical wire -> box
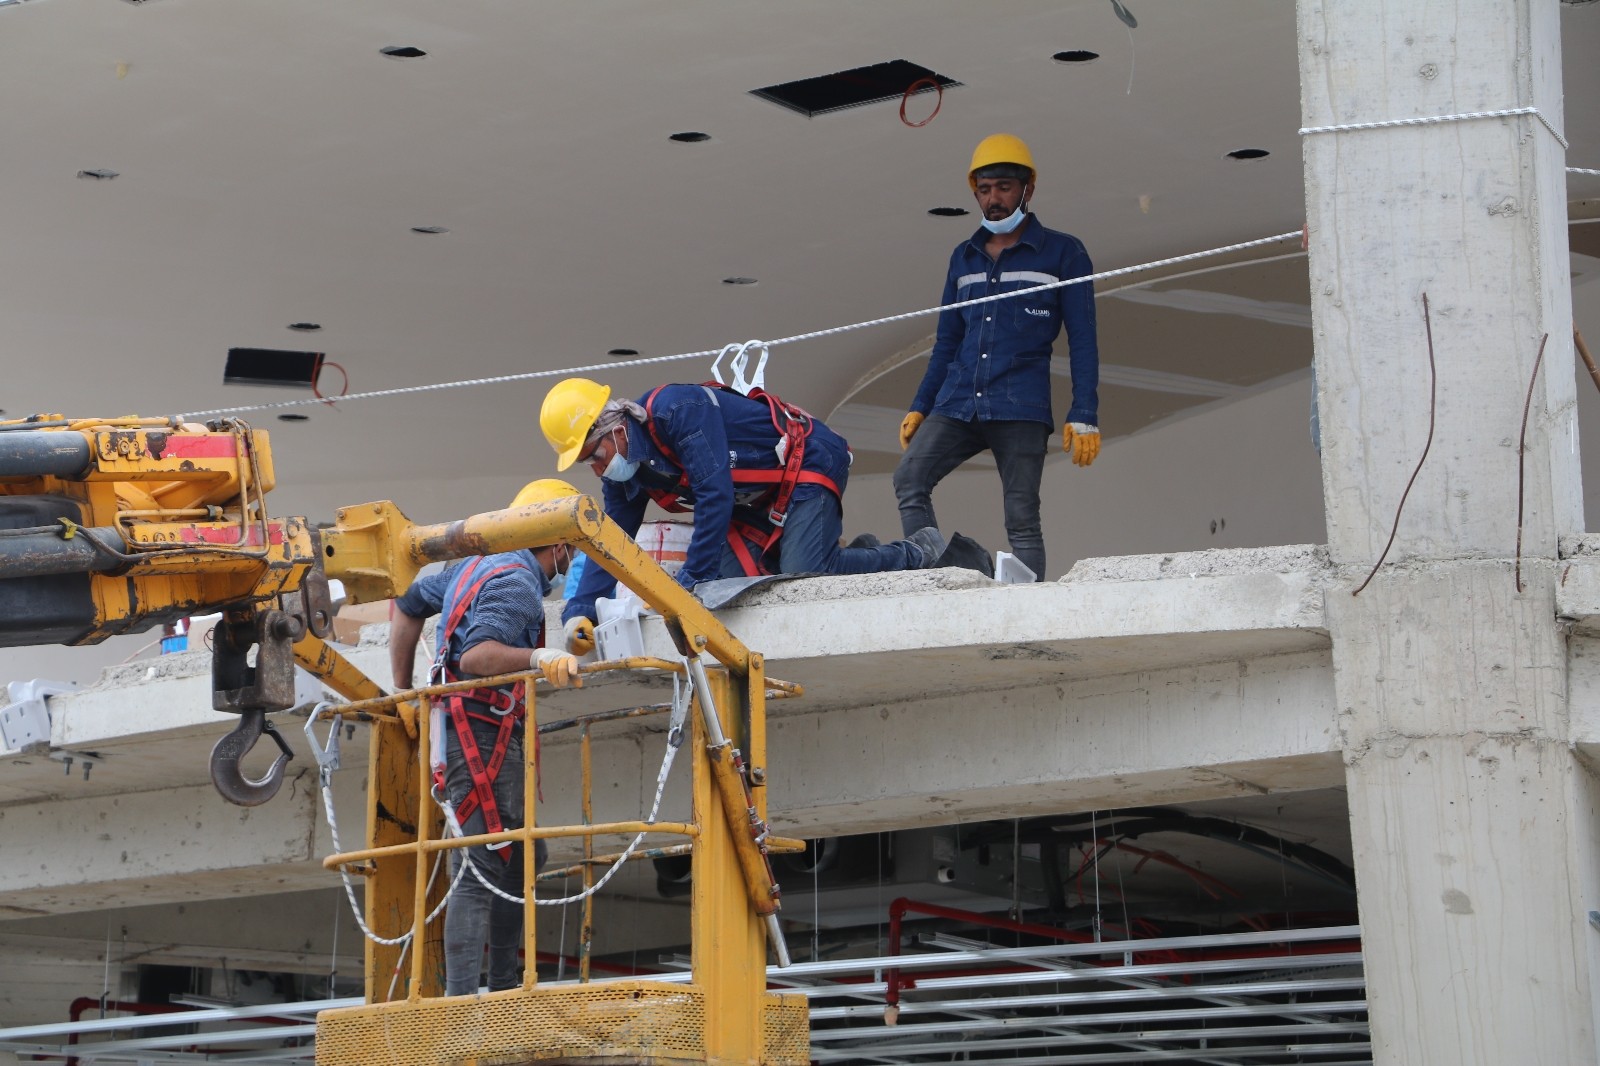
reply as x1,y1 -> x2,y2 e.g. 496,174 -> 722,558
899,77 -> 943,127
313,360 -> 349,407
1352,292 -> 1438,596
1515,332 -> 1550,593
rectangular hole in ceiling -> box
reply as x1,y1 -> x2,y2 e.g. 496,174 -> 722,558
750,59 -> 960,118
223,348 -> 325,388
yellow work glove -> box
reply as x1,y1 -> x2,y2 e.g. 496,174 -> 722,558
1063,422 -> 1101,467
563,616 -> 595,656
532,647 -> 582,688
899,411 -> 925,451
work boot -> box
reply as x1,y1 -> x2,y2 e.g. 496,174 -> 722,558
845,532 -> 881,549
934,532 -> 996,577
905,526 -> 948,569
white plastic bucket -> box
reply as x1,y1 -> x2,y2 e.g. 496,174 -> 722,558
636,521 -> 692,575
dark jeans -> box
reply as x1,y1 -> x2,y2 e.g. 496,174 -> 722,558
717,491 -> 918,576
443,716 -> 545,996
893,415 -> 1049,579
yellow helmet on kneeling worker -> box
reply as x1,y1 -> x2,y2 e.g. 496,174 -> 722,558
539,378 -> 612,471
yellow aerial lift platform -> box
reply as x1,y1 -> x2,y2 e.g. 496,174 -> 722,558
0,415 -> 809,1065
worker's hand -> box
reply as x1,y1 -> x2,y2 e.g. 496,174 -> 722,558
532,647 -> 582,688
1063,422 -> 1100,467
899,411 -> 925,451
563,616 -> 595,656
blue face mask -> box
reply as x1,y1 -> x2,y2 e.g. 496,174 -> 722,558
601,449 -> 638,482
980,203 -> 1027,235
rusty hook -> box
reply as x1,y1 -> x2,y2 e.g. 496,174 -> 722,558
209,707 -> 295,807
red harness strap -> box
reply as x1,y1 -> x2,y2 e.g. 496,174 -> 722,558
434,558 -> 542,861
640,384 -> 844,576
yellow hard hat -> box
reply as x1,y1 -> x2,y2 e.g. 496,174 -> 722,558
540,377 -> 612,471
509,477 -> 580,509
968,133 -> 1036,190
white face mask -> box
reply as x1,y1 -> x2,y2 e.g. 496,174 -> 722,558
980,203 -> 1027,235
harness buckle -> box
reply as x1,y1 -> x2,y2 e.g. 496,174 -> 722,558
767,506 -> 788,528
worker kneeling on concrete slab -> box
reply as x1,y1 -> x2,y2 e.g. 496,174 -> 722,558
541,377 -> 947,653
389,478 -> 584,996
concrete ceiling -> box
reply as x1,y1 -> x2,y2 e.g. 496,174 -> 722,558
7,0 -> 1594,525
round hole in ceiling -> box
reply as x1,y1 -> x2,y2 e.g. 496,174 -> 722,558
669,132 -> 711,143
277,413 -> 310,423
607,348 -> 640,358
380,46 -> 427,59
1052,50 -> 1100,63
410,226 -> 449,234
722,277 -> 758,286
1226,148 -> 1270,160
928,207 -> 970,217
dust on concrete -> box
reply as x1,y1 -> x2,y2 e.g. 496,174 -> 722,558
1062,544 -> 1332,584
693,567 -> 1000,608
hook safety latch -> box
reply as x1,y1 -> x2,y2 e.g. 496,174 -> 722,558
304,703 -> 343,777
210,707 -> 295,807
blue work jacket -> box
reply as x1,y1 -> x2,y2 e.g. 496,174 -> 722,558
563,384 -> 852,622
911,214 -> 1099,428
396,550 -> 548,694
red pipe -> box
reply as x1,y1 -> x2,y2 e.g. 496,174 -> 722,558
884,898 -> 1094,1013
66,999 -> 190,1066
880,896 -> 1363,1015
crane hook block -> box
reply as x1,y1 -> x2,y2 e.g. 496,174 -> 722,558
210,708 -> 295,807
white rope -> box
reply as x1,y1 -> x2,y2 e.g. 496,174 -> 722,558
1299,105 -> 1568,149
173,231 -> 1303,420
1572,167 -> 1600,177
318,754 -> 466,947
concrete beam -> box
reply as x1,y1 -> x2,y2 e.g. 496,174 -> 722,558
529,649 -> 1341,843
0,772 -> 366,917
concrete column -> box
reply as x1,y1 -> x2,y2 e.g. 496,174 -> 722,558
1299,1 -> 1597,1063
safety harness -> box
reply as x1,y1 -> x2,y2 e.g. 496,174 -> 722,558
433,557 -> 541,862
641,384 -> 843,577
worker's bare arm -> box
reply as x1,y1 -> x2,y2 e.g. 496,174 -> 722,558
389,611 -> 425,690
458,639 -> 538,678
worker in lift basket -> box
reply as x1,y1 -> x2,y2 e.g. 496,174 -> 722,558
894,133 -> 1102,581
389,478 -> 584,996
539,377 -> 950,654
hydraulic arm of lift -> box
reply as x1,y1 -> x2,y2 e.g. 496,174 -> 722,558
0,416 -> 793,988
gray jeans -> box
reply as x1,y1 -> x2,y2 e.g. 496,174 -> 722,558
893,415 -> 1050,579
442,715 -> 546,996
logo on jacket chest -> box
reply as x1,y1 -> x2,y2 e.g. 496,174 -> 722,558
1023,307 -> 1051,318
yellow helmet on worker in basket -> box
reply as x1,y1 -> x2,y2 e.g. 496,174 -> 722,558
968,133 -> 1036,190
540,377 -> 612,471
509,478 -> 580,509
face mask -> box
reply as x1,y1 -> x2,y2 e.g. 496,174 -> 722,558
553,547 -> 572,578
980,202 -> 1027,235
598,427 -> 640,481
601,450 -> 638,482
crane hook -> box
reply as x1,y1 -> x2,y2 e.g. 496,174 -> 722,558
209,707 -> 295,807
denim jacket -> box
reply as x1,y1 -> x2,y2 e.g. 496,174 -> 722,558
563,384 -> 852,621
396,551 -> 548,694
911,214 -> 1099,428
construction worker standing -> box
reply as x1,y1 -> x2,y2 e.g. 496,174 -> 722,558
389,478 -> 583,997
893,134 -> 1101,580
539,378 -> 948,651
